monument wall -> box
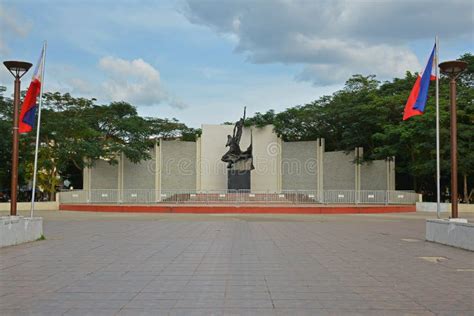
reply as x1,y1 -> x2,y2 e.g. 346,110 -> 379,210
123,150 -> 156,190
88,159 -> 118,190
281,141 -> 319,191
198,124 -> 233,191
160,140 -> 197,191
323,151 -> 356,190
198,124 -> 280,192
84,124 -> 396,195
361,160 -> 389,190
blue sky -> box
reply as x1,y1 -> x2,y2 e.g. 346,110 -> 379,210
1,0 -> 472,127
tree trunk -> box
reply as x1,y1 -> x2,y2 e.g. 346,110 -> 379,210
464,174 -> 468,203
49,174 -> 56,201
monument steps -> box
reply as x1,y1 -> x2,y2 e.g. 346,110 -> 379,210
59,203 -> 415,214
161,193 -> 318,204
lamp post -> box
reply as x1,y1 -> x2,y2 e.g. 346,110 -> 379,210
438,60 -> 467,219
3,61 -> 32,216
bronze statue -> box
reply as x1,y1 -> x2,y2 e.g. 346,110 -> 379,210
221,107 -> 254,169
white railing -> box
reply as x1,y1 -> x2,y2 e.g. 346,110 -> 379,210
59,189 -> 419,205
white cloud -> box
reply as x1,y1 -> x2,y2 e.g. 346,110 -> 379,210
67,78 -> 95,95
0,4 -> 31,54
183,0 -> 473,85
293,39 -> 421,85
98,56 -> 186,108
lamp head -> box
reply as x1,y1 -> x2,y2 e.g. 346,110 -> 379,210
3,61 -> 33,78
439,60 -> 468,78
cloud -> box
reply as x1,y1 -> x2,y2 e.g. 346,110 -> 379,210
67,78 -> 95,95
0,4 -> 31,54
183,0 -> 473,85
98,56 -> 186,108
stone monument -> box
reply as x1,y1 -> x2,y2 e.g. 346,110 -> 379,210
221,107 -> 254,191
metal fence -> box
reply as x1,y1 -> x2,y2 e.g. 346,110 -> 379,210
59,189 -> 419,205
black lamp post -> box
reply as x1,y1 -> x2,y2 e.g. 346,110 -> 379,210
438,60 -> 467,218
3,61 -> 32,216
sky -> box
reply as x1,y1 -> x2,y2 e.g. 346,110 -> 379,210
0,0 -> 472,127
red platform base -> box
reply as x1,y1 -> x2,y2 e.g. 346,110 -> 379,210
59,204 -> 415,214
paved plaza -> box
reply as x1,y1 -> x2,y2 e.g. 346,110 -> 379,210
0,210 -> 473,315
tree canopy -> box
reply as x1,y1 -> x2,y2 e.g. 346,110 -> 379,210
0,53 -> 472,201
0,92 -> 198,200
245,53 -> 474,201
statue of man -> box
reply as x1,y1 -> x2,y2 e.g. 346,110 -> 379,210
222,107 -> 252,168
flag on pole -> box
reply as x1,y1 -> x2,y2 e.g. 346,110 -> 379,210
19,48 -> 45,133
29,41 -> 47,218
403,44 -> 436,120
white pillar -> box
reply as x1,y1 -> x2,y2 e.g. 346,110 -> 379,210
318,138 -> 325,202
154,141 -> 160,202
196,136 -> 202,192
354,148 -> 362,203
118,152 -> 124,203
83,163 -> 92,203
277,137 -> 283,193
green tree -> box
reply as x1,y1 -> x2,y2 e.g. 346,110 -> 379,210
457,53 -> 474,202
243,53 -> 473,200
20,95 -> 155,200
0,88 -> 13,191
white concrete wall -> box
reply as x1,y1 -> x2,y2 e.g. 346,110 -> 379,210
0,216 -> 43,247
361,160 -> 388,190
160,140 -> 197,191
416,202 -> 450,212
200,124 -> 280,192
0,202 -> 58,211
281,141 -> 319,191
426,219 -> 474,251
417,202 -> 474,213
323,151 -> 356,190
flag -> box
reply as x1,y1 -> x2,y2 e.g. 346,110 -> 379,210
403,44 -> 436,120
19,48 -> 45,133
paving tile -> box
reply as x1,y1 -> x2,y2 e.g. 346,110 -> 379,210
63,308 -> 120,316
124,299 -> 177,309
174,299 -> 225,308
224,299 -> 274,308
117,308 -> 173,315
0,211 -> 473,315
168,309 -> 224,316
272,299 -> 323,309
0,308 -> 71,316
224,308 -> 277,316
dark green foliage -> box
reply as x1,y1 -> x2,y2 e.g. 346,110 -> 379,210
245,54 -> 474,198
1,53 -> 472,201
0,92 -> 199,199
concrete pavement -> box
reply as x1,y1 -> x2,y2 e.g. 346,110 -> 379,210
0,210 -> 473,315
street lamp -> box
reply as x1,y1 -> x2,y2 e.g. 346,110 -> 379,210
438,60 -> 467,219
3,61 -> 32,216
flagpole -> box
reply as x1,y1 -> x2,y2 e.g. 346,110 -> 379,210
30,41 -> 47,218
435,36 -> 441,219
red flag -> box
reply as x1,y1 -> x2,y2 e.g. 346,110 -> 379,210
19,48 -> 45,133
403,44 -> 436,121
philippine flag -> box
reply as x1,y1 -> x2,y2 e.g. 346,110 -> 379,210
403,44 -> 436,121
19,48 -> 45,133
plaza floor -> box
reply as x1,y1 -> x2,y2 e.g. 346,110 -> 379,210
0,210 -> 473,315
